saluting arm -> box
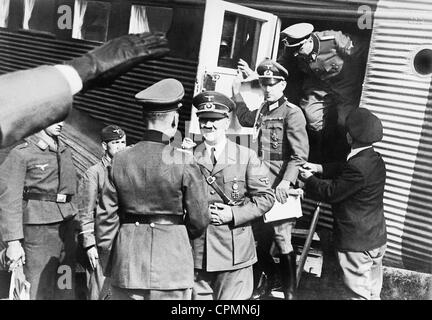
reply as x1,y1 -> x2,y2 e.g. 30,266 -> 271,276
231,93 -> 258,128
0,32 -> 169,148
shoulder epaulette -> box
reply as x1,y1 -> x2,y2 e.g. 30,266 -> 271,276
16,142 -> 29,149
317,34 -> 335,41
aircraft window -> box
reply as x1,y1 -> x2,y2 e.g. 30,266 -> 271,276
72,0 -> 110,42
0,0 -> 9,28
217,12 -> 262,70
22,0 -> 56,34
129,5 -> 173,34
413,48 -> 432,76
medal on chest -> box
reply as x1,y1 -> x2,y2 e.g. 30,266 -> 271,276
231,177 -> 240,200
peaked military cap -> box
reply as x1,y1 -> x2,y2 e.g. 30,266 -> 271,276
346,108 -> 383,144
193,91 -> 235,120
135,78 -> 184,113
280,23 -> 314,47
101,125 -> 125,142
257,58 -> 289,85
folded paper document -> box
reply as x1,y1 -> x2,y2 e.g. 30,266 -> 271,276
264,195 -> 303,223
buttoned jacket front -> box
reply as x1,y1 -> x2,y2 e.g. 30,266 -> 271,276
192,140 -> 275,272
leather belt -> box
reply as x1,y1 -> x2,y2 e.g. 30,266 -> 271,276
121,214 -> 184,225
258,152 -> 286,161
23,192 -> 72,203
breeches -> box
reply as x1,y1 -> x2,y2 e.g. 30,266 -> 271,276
192,266 -> 253,300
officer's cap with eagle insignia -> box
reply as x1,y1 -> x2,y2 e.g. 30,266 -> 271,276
280,22 -> 314,47
135,78 -> 184,113
257,58 -> 289,86
193,91 -> 235,120
101,125 -> 125,142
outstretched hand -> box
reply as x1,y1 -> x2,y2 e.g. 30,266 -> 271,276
66,32 -> 170,88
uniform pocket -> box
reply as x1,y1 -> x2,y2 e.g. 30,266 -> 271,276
232,226 -> 256,265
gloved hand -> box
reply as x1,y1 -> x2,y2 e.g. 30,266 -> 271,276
65,32 -> 169,89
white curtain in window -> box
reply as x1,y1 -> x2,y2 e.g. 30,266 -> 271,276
129,5 -> 150,34
72,0 -> 88,39
22,0 -> 36,30
0,0 -> 10,28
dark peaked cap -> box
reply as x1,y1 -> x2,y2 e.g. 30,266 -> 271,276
135,78 -> 184,113
193,91 -> 235,120
101,125 -> 125,142
346,108 -> 383,144
257,58 -> 289,85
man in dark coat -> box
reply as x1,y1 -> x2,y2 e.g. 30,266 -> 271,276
191,91 -> 275,300
96,79 -> 209,300
233,58 -> 309,300
0,122 -> 78,299
299,108 -> 387,300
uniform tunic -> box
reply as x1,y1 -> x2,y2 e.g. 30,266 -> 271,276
0,132 -> 78,299
192,140 -> 275,272
233,94 -> 309,255
234,95 -> 309,189
96,130 -> 209,290
78,155 -> 111,300
279,30 -> 368,162
0,133 -> 78,241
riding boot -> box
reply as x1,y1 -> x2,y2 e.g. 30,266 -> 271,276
279,252 -> 297,300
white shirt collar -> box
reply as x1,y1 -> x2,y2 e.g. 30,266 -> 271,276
347,146 -> 372,161
204,137 -> 227,161
268,101 -> 280,112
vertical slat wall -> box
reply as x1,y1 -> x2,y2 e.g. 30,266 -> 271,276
359,0 -> 432,272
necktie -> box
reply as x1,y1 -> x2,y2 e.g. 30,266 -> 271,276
210,147 -> 217,166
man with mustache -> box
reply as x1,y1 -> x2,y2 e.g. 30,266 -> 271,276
191,91 -> 275,300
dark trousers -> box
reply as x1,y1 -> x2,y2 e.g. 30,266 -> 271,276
23,218 -> 77,300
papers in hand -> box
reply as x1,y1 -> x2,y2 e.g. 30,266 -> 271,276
264,195 -> 303,223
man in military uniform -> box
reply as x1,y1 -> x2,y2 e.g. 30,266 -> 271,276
78,125 -> 127,300
279,23 -> 368,162
0,122 -> 78,300
96,79 -> 209,300
0,32 -> 169,149
191,91 -> 275,300
232,58 -> 309,300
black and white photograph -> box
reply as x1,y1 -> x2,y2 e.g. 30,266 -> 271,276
0,0 -> 431,308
